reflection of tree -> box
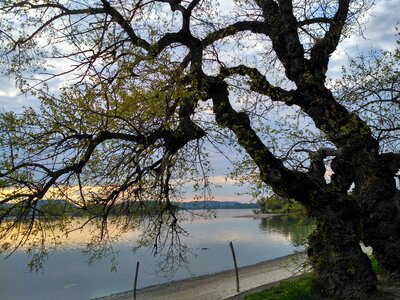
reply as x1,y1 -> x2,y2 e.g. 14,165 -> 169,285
0,211 -> 190,273
259,215 -> 315,248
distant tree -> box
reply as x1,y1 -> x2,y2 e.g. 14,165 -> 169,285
0,1 -> 399,298
257,196 -> 305,214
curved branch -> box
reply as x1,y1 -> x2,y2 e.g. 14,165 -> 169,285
207,77 -> 320,205
202,21 -> 270,46
100,0 -> 150,50
219,65 -> 295,103
0,163 -> 54,177
0,130 -> 146,204
297,17 -> 332,26
295,147 -> 342,159
4,2 -> 105,51
310,0 -> 351,75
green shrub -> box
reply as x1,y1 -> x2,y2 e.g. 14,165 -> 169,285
257,196 -> 306,214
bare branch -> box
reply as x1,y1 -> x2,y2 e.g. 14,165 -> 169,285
100,0 -> 150,50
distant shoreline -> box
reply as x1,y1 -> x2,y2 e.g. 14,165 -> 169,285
176,201 -> 260,210
232,213 -> 291,219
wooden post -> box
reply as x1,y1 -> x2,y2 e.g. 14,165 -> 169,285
229,241 -> 240,292
134,261 -> 139,300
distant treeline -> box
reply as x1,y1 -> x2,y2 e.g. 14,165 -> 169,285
0,199 -> 259,219
0,199 -> 165,219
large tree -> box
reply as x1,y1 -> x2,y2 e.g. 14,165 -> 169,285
0,0 -> 399,298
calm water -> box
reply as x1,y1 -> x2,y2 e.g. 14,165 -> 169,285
0,210 -> 313,300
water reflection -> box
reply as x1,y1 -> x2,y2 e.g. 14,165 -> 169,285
0,218 -> 141,251
258,215 -> 316,247
0,210 -> 314,300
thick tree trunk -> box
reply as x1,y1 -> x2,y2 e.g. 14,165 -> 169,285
210,80 -> 385,298
308,221 -> 377,299
358,173 -> 400,278
332,152 -> 400,278
346,154 -> 400,277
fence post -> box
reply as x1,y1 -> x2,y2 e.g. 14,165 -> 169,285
229,241 -> 240,292
134,261 -> 139,300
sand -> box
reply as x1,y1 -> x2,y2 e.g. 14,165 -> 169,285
93,252 -> 307,300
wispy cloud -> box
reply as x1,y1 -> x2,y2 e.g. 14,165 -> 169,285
328,0 -> 399,80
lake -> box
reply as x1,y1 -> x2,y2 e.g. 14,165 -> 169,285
0,209 -> 314,300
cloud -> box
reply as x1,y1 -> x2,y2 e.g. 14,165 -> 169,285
0,93 -> 39,113
328,0 -> 399,80
209,175 -> 239,184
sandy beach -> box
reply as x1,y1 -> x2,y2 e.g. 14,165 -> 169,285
93,252 -> 307,300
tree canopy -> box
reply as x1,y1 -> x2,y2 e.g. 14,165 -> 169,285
0,0 -> 399,298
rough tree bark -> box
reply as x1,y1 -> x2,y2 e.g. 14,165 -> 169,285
208,79 -> 378,298
1,0 -> 399,298
353,156 -> 400,277
308,221 -> 377,299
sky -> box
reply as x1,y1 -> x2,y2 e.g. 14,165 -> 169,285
0,0 -> 399,203
327,0 -> 399,79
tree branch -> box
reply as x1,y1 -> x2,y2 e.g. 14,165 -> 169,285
310,0 -> 351,76
219,65 -> 295,103
295,148 -> 341,184
100,0 -> 150,50
202,21 -> 270,46
297,17 -> 332,26
207,77 -> 320,205
258,0 -> 306,81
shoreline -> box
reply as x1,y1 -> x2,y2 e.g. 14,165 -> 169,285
232,213 -> 291,219
93,252 -> 307,300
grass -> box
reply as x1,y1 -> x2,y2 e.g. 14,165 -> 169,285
244,273 -> 324,300
370,255 -> 385,276
245,255 -> 387,300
